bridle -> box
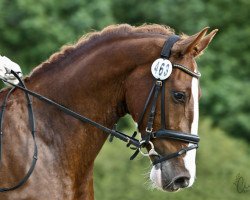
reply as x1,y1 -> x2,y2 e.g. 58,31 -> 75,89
0,35 -> 200,192
130,35 -> 200,165
135,78 -> 200,166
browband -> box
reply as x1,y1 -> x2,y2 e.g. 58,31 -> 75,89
173,64 -> 201,79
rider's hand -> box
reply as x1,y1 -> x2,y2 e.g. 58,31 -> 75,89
0,55 -> 23,85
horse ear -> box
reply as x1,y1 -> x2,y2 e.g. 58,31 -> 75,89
181,27 -> 218,57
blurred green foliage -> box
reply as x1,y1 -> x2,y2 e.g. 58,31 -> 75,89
0,0 -> 249,199
0,0 -> 114,73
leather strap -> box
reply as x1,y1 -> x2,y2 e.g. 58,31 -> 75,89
144,80 -> 162,142
0,75 -> 141,149
152,144 -> 198,165
0,73 -> 142,192
161,35 -> 180,58
173,64 -> 201,78
137,83 -> 156,128
0,87 -> 15,162
153,129 -> 200,144
0,71 -> 38,192
161,80 -> 166,129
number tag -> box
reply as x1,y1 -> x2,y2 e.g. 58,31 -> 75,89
151,58 -> 172,80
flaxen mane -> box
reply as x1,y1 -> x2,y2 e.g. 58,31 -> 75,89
29,24 -> 175,77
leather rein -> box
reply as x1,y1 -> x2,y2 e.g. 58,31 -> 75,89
0,35 -> 200,192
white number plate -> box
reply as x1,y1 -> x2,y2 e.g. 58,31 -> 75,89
151,58 -> 172,80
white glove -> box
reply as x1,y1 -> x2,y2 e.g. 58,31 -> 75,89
0,55 -> 23,85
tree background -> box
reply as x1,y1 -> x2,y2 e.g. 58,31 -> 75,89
0,0 -> 249,199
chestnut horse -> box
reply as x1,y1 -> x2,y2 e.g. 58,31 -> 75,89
0,24 -> 217,200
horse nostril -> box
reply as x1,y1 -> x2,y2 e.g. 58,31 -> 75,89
173,176 -> 190,188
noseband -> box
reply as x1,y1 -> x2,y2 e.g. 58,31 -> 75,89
0,35 -> 200,192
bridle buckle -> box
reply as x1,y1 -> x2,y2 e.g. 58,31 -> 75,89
156,80 -> 162,86
151,132 -> 156,138
145,127 -> 153,133
139,141 -> 159,157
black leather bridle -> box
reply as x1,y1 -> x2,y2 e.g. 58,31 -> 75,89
0,35 -> 200,192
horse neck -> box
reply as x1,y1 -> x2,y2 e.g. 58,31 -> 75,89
27,34 -> 165,172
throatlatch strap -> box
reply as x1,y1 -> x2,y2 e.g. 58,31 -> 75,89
161,35 -> 180,59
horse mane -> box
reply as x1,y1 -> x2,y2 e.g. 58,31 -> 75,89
29,24 -> 175,77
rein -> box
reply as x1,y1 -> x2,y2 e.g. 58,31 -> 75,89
0,73 -> 38,192
0,35 -> 200,192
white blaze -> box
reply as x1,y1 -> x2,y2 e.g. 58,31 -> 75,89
150,165 -> 162,189
183,74 -> 199,187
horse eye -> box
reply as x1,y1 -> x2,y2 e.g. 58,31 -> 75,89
172,91 -> 186,103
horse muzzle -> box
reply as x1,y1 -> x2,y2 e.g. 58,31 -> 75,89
150,160 -> 192,192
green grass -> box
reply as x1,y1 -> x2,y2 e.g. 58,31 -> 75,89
94,117 -> 250,200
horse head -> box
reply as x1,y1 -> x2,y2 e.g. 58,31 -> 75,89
125,27 -> 217,191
